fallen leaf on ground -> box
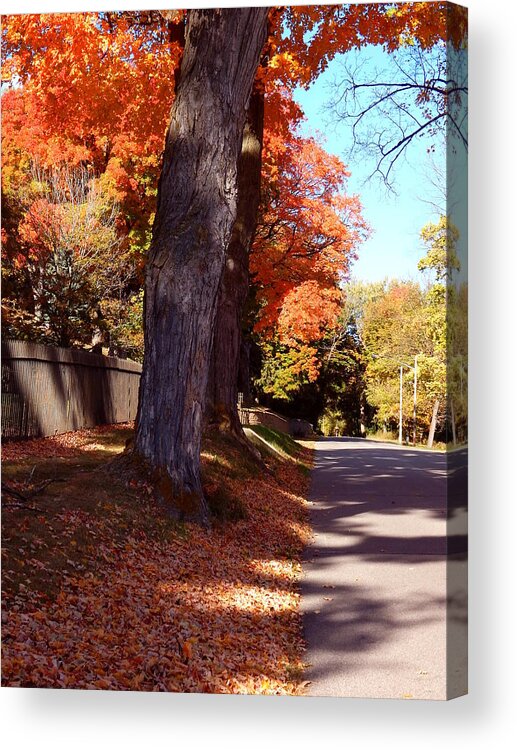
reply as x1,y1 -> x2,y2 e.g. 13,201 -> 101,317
2,425 -> 313,695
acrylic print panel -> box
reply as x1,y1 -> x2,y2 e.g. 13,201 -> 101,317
1,3 -> 467,700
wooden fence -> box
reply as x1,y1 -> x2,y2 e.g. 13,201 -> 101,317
1,340 -> 314,442
1,340 -> 142,440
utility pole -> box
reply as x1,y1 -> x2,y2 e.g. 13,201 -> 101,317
413,354 -> 418,445
399,365 -> 403,444
371,353 -> 418,446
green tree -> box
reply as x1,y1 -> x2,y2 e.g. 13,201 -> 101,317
359,278 -> 445,443
418,215 -> 465,444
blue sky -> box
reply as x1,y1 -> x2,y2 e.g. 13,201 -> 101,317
293,44 -> 448,285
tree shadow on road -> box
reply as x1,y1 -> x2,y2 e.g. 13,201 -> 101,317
300,438 -> 467,697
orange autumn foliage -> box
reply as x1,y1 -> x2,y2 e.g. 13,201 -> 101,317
2,3 -> 455,252
272,2 -> 465,87
251,103 -> 368,387
278,283 -> 342,348
253,120 -> 367,334
1,13 -> 179,156
2,5 -> 454,359
2,12 -> 181,254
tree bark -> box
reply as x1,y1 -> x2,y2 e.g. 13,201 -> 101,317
450,398 -> 457,445
133,8 -> 269,524
205,87 -> 264,441
427,398 -> 440,448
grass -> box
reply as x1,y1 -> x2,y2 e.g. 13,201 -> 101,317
245,424 -> 313,470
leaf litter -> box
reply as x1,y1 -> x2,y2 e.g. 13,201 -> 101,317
2,425 -> 313,694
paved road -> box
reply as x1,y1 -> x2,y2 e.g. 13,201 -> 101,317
301,438 -> 467,700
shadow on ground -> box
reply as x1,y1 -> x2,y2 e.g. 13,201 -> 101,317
300,437 -> 467,699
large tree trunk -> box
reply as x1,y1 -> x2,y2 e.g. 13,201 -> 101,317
205,88 -> 264,441
133,8 -> 269,524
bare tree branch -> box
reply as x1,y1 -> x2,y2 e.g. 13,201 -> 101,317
327,43 -> 468,190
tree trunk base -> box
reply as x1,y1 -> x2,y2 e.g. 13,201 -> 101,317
205,408 -> 263,465
103,447 -> 211,528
